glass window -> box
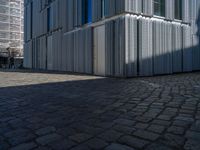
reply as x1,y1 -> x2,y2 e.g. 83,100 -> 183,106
175,0 -> 182,20
82,0 -> 92,24
154,0 -> 165,17
101,0 -> 105,18
47,8 -> 51,31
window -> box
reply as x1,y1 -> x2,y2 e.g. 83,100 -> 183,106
87,0 -> 92,23
30,2 -> 33,38
82,0 -> 92,24
47,7 -> 52,31
175,0 -> 182,20
101,0 -> 105,18
154,0 -> 165,17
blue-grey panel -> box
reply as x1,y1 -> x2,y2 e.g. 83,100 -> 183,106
172,23 -> 183,73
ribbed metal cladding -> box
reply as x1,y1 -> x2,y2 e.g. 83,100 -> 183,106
182,24 -> 193,72
153,20 -> 173,75
92,0 -> 102,22
125,0 -> 142,13
24,0 -> 199,77
182,0 -> 190,23
139,17 -> 153,76
125,15 -> 138,77
143,0 -> 153,15
172,23 -> 183,73
165,0 -> 174,20
62,28 -> 92,74
105,0 -> 116,17
105,21 -> 115,76
24,41 -> 32,68
114,17 -> 126,77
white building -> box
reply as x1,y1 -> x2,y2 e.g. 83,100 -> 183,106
0,0 -> 24,57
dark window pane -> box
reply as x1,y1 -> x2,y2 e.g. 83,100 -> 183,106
175,0 -> 182,20
154,0 -> 165,17
47,7 -> 51,31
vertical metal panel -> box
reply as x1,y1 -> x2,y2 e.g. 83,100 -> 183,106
182,24 -> 193,72
192,35 -> 200,70
84,28 -> 93,74
172,23 -> 183,73
182,0 -> 190,23
116,0 -> 125,14
125,15 -> 138,77
143,0 -> 153,16
114,17 -> 126,77
23,41 -> 32,68
26,3 -> 31,41
125,0 -> 142,13
105,0 -> 116,17
105,21 -> 115,76
94,25 -> 106,76
92,0 -> 102,22
47,35 -> 53,70
153,20 -> 173,75
165,0 -> 174,20
139,17 -> 153,76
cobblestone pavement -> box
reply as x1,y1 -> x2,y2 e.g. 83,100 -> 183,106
0,70 -> 200,150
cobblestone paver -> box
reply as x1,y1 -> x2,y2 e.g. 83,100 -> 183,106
0,70 -> 200,150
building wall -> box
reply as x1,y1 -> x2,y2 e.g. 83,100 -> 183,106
24,0 -> 200,77
0,0 -> 24,57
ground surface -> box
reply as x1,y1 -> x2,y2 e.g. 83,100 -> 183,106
0,69 -> 200,150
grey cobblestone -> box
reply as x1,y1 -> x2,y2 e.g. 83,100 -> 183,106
36,133 -> 62,146
133,130 -> 160,141
69,133 -> 92,143
0,70 -> 200,149
85,138 -> 108,149
10,142 -> 37,150
105,143 -> 135,150
36,126 -> 56,136
119,135 -> 149,149
184,139 -> 200,150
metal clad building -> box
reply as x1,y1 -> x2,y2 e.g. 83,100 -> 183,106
0,0 -> 24,57
24,0 -> 200,77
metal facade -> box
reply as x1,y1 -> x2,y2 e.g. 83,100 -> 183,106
24,0 -> 200,77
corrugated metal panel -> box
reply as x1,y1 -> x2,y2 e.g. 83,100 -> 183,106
116,0 -> 125,14
125,15 -> 138,77
47,35 -> 53,70
165,0 -> 174,20
172,23 -> 183,73
23,41 -> 32,68
182,24 -> 193,72
105,0 -> 116,17
182,0 -> 190,23
139,17 -> 153,76
92,0 -> 102,22
26,3 -> 31,41
125,0 -> 142,13
153,20 -> 173,75
114,17 -> 126,77
105,21 -> 115,76
94,25 -> 106,76
192,35 -> 200,70
38,36 -> 47,70
84,28 -> 93,74
143,0 -> 153,16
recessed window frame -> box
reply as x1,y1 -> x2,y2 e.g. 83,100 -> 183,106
101,0 -> 105,18
174,0 -> 182,20
153,0 -> 165,17
82,0 -> 92,25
